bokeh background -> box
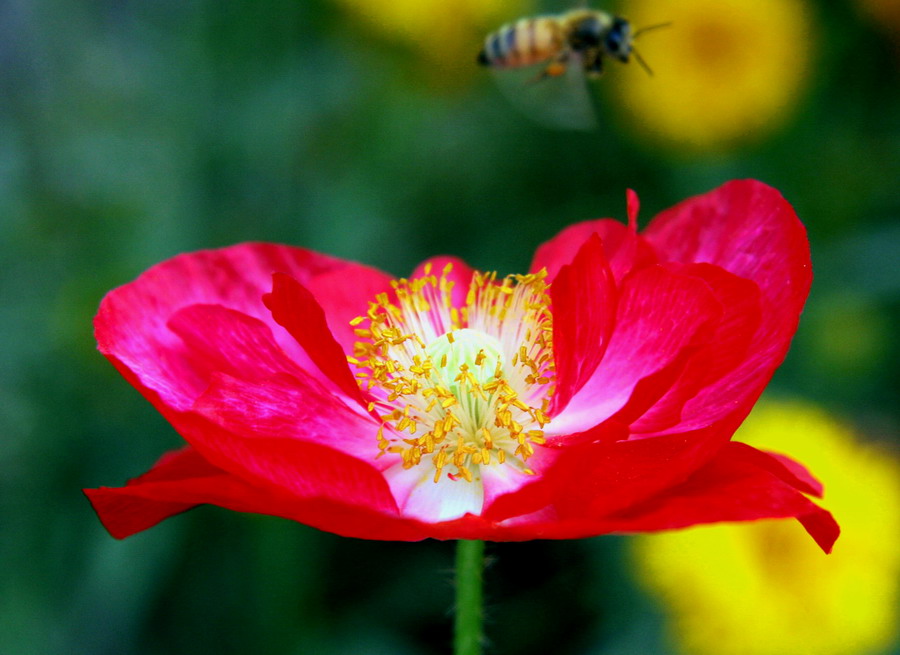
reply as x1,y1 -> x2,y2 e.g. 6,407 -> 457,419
2,0 -> 898,653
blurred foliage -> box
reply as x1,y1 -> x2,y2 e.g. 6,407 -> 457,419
0,0 -> 897,653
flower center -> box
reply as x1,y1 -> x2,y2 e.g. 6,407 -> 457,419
349,263 -> 555,484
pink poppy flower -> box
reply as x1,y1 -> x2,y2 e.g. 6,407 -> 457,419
85,180 -> 839,552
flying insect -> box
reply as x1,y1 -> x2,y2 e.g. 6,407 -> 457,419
477,9 -> 667,128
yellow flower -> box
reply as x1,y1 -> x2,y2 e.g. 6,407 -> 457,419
333,0 -> 530,78
614,0 -> 815,153
631,400 -> 900,655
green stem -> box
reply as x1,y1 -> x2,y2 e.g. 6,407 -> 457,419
454,539 -> 485,655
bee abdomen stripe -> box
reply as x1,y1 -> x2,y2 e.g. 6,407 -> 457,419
534,19 -> 561,56
488,31 -> 504,62
504,24 -> 517,61
482,15 -> 570,67
526,19 -> 538,58
509,18 -> 536,62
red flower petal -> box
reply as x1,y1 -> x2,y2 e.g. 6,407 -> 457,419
263,272 -> 367,407
605,441 -> 839,553
302,265 -> 393,353
95,244 -> 386,409
85,447 -> 271,539
486,421 -> 736,523
474,440 -> 837,553
549,234 -> 617,414
642,180 -> 812,431
162,406 -> 398,514
84,447 -> 424,540
630,263 -> 763,433
530,218 -> 655,282
193,370 -> 380,464
626,188 -> 640,230
743,446 -> 824,497
85,427 -> 836,551
549,264 -> 721,433
167,304 -> 310,384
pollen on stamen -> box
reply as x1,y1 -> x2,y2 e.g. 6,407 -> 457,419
348,263 -> 555,484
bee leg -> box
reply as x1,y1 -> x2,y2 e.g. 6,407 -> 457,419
529,53 -> 570,84
585,53 -> 604,78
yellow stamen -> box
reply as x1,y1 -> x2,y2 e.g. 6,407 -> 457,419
348,264 -> 555,483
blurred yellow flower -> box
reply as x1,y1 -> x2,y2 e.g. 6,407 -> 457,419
334,0 -> 530,78
614,0 -> 815,153
632,400 -> 900,655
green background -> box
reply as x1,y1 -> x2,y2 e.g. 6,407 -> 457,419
1,0 -> 897,653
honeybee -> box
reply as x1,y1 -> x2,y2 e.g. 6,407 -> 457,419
477,9 -> 667,128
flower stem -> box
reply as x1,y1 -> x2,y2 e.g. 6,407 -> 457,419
454,539 -> 485,655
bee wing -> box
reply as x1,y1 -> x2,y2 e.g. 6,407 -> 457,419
489,53 -> 597,131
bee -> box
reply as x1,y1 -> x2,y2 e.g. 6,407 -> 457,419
477,9 -> 658,79
477,10 -> 667,128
